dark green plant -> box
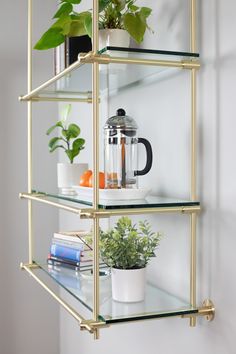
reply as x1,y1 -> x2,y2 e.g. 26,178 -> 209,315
99,216 -> 161,269
46,104 -> 85,163
34,0 -> 152,50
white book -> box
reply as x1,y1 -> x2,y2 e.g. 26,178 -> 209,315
53,231 -> 91,246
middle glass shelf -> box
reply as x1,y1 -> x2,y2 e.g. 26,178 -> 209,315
20,47 -> 200,102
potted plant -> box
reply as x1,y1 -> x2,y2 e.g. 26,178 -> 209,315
47,104 -> 88,194
99,216 -> 161,302
34,0 -> 152,52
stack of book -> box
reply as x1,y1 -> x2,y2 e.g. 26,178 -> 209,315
47,231 -> 93,271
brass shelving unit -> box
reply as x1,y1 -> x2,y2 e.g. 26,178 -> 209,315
20,0 -> 215,338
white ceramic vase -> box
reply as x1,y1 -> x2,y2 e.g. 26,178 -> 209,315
57,163 -> 88,195
99,29 -> 130,49
111,267 -> 146,303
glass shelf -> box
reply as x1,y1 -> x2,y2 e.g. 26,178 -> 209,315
35,261 -> 198,324
21,47 -> 200,101
31,191 -> 200,211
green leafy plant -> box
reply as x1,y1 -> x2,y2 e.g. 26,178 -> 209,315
34,0 -> 152,50
99,216 -> 161,269
46,104 -> 85,163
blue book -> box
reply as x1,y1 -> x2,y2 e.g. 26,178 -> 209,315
50,244 -> 81,262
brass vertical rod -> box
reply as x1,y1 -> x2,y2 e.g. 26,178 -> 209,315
27,0 -> 33,264
92,0 -> 100,340
190,0 -> 197,327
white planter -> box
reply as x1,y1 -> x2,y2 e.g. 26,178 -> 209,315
57,163 -> 88,195
99,29 -> 130,49
111,267 -> 146,303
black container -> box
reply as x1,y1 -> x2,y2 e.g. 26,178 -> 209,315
65,35 -> 92,66
54,35 -> 92,74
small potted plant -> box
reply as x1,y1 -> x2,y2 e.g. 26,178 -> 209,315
47,104 -> 87,194
34,0 -> 153,53
100,216 -> 161,302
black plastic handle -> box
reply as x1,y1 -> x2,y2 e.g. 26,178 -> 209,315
135,138 -> 153,176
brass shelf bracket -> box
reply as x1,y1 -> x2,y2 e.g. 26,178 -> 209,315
182,300 -> 215,322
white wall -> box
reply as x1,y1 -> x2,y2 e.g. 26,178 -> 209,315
0,1 -> 60,353
59,0 -> 236,354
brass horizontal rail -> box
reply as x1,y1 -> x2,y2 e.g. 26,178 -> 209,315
23,96 -> 92,103
94,54 -> 201,69
19,192 -> 88,215
86,205 -> 201,218
20,262 -> 107,333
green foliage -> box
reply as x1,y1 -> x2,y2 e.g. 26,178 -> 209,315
46,104 -> 85,164
34,0 -> 152,49
99,217 -> 161,270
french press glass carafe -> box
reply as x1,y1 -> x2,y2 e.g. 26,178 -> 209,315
104,108 -> 153,189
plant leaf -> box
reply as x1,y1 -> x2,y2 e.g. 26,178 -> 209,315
53,3 -> 73,19
67,123 -> 80,138
34,27 -> 65,50
63,0 -> 82,4
68,12 -> 90,36
129,5 -> 139,12
46,121 -> 63,135
99,0 -> 111,12
84,14 -> 92,38
72,138 -> 85,151
48,137 -> 64,151
123,13 -> 146,44
52,15 -> 72,35
65,149 -> 75,163
60,104 -> 71,122
139,7 -> 152,20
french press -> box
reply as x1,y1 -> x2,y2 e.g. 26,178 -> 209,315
104,108 -> 153,189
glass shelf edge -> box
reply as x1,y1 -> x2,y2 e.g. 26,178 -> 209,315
99,46 -> 200,58
104,308 -> 199,324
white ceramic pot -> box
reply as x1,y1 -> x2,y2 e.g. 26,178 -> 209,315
111,267 -> 146,303
99,29 -> 130,49
57,163 -> 88,195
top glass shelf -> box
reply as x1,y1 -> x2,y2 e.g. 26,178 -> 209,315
20,47 -> 200,101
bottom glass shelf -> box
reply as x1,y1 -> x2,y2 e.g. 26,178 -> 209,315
35,261 -> 197,324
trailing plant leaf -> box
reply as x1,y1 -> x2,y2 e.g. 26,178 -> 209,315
68,12 -> 91,37
34,28 -> 65,50
53,3 -> 73,19
139,7 -> 152,19
99,0 -> 111,12
123,12 -> 146,43
84,15 -> 92,38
